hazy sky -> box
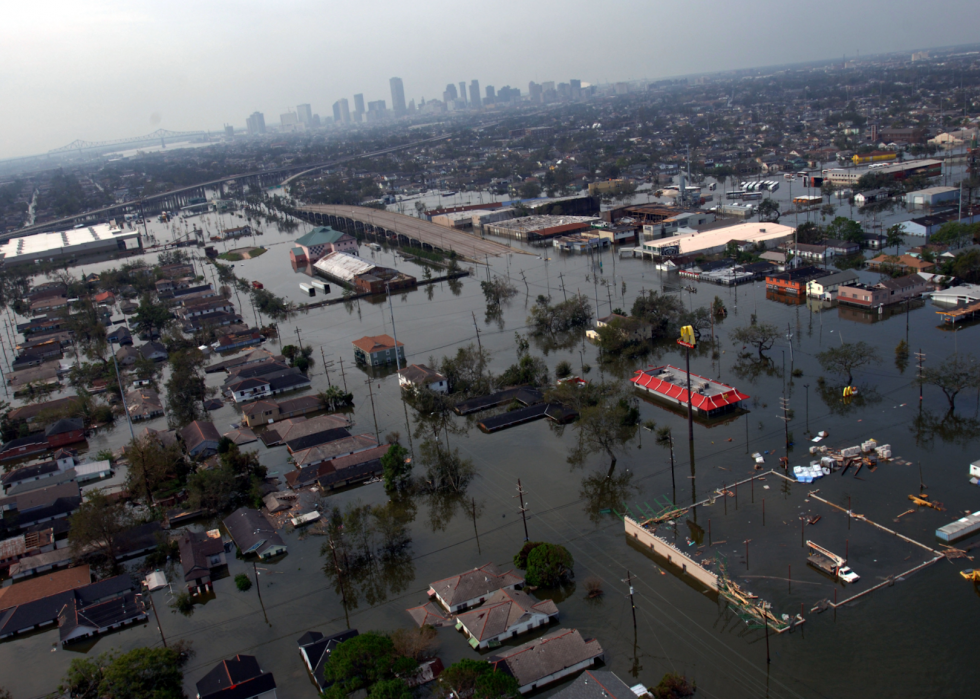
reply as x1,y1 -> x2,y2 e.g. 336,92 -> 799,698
2,0 -> 979,159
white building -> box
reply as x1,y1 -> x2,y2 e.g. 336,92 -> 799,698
904,187 -> 959,207
397,364 -> 448,393
0,224 -> 141,264
640,222 -> 794,258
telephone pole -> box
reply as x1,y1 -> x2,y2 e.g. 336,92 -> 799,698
365,379 -> 380,442
339,357 -> 348,393
295,326 -> 303,349
319,347 -> 334,388
516,479 -> 529,541
915,349 -> 925,401
147,593 -> 167,647
779,395 -> 790,470
623,570 -> 637,629
385,282 -> 402,371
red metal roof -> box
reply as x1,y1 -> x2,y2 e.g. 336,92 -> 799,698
631,366 -> 749,411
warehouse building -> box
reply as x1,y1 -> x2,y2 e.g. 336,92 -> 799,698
904,186 -> 959,207
824,159 -> 942,186
0,224 -> 141,265
639,222 -> 795,259
484,215 -> 601,241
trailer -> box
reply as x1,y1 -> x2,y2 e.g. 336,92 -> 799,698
291,511 -> 321,527
299,283 -> 315,297
311,280 -> 330,294
806,540 -> 859,583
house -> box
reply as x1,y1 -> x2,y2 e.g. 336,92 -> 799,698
867,254 -> 936,274
259,414 -> 349,447
7,397 -> 79,426
428,563 -> 525,613
352,334 -> 405,366
314,444 -> 390,491
115,345 -> 140,366
58,587 -> 146,645
0,434 -> 51,462
292,226 -> 358,263
289,434 -> 379,469
455,587 -> 559,649
550,670 -> 637,699
179,529 -> 227,593
180,421 -> 222,458
213,330 -> 263,353
838,274 -> 928,308
1,459 -> 64,493
5,481 -> 82,530
0,529 -> 56,572
45,418 -> 85,449
806,270 -> 860,300
241,394 -> 323,428
139,341 -> 169,362
223,427 -> 258,445
854,188 -> 889,205
93,291 -> 115,304
487,628 -> 604,694
398,364 -> 448,394
195,655 -> 278,699
226,367 -> 312,403
765,266 -> 832,295
297,629 -> 359,691
285,427 -> 352,454
822,239 -> 861,257
222,507 -> 287,559
126,388 -> 164,421
786,242 -> 829,263
106,326 -> 133,346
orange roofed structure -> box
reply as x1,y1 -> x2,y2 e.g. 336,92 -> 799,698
352,334 -> 405,367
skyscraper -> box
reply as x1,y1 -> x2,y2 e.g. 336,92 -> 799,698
297,104 -> 313,125
459,82 -> 468,105
246,112 -> 266,135
332,99 -> 351,125
354,93 -> 365,114
469,80 -> 481,108
570,79 -> 582,101
444,83 -> 458,103
389,77 -> 407,115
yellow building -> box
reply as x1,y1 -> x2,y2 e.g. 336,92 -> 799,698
852,151 -> 897,165
588,179 -> 625,195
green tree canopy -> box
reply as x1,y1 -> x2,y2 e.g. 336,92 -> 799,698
524,542 -> 574,587
57,644 -> 191,699
438,659 -> 520,699
817,341 -> 881,384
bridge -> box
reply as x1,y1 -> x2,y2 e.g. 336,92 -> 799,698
48,129 -> 211,154
295,205 -> 517,259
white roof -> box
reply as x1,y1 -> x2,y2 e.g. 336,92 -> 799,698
642,222 -> 795,256
75,460 -> 111,477
0,224 -> 139,261
145,571 -> 168,591
313,251 -> 375,281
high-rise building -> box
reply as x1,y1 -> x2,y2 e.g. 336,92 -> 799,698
528,82 -> 542,104
354,93 -> 365,114
246,112 -> 266,135
570,79 -> 582,100
445,84 -> 458,101
280,111 -> 304,133
297,104 -> 313,125
459,82 -> 468,105
469,80 -> 481,108
332,98 -> 351,125
485,85 -> 495,100
366,100 -> 387,122
224,124 -> 234,138
389,77 -> 407,115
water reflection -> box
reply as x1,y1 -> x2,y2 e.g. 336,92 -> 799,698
817,382 -> 883,416
731,354 -> 783,384
579,469 -> 640,526
912,408 -> 980,448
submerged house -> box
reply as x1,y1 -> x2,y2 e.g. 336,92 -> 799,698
428,563 -> 525,613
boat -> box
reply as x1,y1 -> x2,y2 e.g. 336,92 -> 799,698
291,511 -> 321,527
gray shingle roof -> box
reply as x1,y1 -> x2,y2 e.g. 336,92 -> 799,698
429,563 -> 524,609
488,628 -> 603,688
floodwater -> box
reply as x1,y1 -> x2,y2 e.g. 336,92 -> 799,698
1,200 -> 979,699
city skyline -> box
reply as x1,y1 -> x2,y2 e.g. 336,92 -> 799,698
3,0 -> 980,157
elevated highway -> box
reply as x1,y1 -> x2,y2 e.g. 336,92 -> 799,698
295,205 -> 518,259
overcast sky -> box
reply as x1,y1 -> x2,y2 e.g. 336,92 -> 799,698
2,0 -> 979,159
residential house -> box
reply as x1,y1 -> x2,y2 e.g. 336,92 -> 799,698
259,414 -> 349,447
550,670 -> 637,699
806,270 -> 860,300
352,334 -> 405,366
213,330 -> 263,353
455,587 -> 559,649
45,418 -> 85,449
0,529 -> 55,572
139,341 -> 169,362
179,530 -> 228,593
58,586 -> 147,645
487,628 -> 604,694
0,434 -> 52,462
285,427 -> 352,454
226,367 -> 312,403
867,254 -> 936,274
115,345 -> 140,366
854,188 -> 889,205
179,298 -> 237,319
222,507 -> 287,559
195,655 -> 278,699
290,434 -> 379,470
241,394 -> 323,428
106,326 -> 133,346
838,274 -> 928,308
822,239 -> 861,257
787,243 -> 829,263
180,421 -> 221,458
126,388 -> 164,421
9,481 -> 82,530
765,266 -> 832,295
397,364 -> 449,394
297,629 -> 359,691
289,443 -> 390,491
428,563 -> 525,613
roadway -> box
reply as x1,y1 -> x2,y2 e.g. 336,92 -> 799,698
296,204 -> 518,258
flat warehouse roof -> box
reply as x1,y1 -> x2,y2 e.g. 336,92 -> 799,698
642,222 -> 795,255
0,224 -> 139,260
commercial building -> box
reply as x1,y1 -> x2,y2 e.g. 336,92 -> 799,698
290,226 -> 357,264
806,270 -> 860,300
469,80 -> 481,108
631,365 -> 749,418
389,77 -> 406,115
837,274 -> 929,309
766,266 -> 832,295
296,104 -> 313,125
904,186 -> 959,207
313,251 -> 415,293
640,222 -> 794,259
484,215 -> 601,242
246,112 -> 266,135
332,99 -> 350,125
824,159 -> 942,186
0,224 -> 141,265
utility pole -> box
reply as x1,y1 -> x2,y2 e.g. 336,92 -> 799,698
147,592 -> 167,647
328,535 -> 351,629
320,347 -> 334,388
779,395 -> 790,470
558,272 -> 567,301
516,479 -> 529,541
365,379 -> 380,441
915,349 -> 925,401
113,352 -> 136,441
339,357 -> 348,393
624,570 -> 638,629
803,384 -> 810,433
519,270 -> 529,299
295,326 -> 303,349
385,282 -> 402,371
472,312 -> 484,385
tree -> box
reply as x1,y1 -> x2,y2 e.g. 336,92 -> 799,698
68,489 -> 132,566
825,216 -> 864,245
381,442 -> 411,492
480,277 -> 518,308
757,198 -> 780,222
817,341 -> 881,384
630,290 -> 685,339
731,321 -> 780,358
132,293 -> 171,337
520,542 -> 574,587
57,645 -> 191,699
917,353 -> 980,411
165,349 -> 210,429
885,224 -> 905,254
498,354 -> 549,387
124,434 -> 185,506
439,344 -> 493,395
796,221 -> 822,245
369,679 -> 414,699
561,383 -> 639,471
438,659 -> 519,699
319,385 -> 354,411
528,294 -> 593,339
185,443 -> 266,512
390,625 -> 439,662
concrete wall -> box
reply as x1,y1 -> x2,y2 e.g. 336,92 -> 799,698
625,517 -> 719,590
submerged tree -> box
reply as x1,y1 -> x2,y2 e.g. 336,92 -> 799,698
731,320 -> 780,358
917,352 -> 980,411
557,382 -> 639,472
817,341 -> 881,384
